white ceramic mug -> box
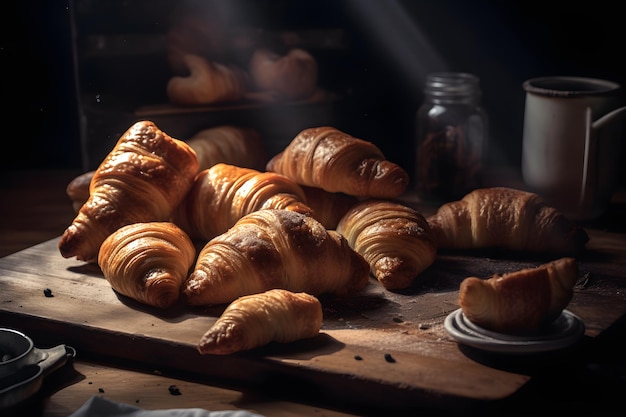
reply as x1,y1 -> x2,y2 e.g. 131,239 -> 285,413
521,76 -> 626,220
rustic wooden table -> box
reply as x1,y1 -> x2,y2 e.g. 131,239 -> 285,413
1,169 -> 625,417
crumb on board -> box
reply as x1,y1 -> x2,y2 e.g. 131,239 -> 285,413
384,353 -> 396,363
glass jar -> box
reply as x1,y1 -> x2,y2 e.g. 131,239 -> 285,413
415,72 -> 488,202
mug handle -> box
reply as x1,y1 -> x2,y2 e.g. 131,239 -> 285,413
585,106 -> 626,215
35,344 -> 76,377
579,107 -> 595,215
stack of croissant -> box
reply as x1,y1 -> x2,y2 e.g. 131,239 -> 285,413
164,7 -> 320,106
60,120 -> 590,354
166,48 -> 319,106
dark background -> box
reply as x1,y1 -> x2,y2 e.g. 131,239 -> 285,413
2,0 -> 625,186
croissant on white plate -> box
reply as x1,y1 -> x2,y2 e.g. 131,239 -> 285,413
172,163 -> 314,241
427,187 -> 589,254
459,257 -> 579,334
266,126 -> 409,199
198,289 -> 323,355
183,209 -> 370,306
98,222 -> 196,309
58,120 -> 199,262
337,200 -> 437,290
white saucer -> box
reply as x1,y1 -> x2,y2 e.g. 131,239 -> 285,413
444,308 -> 585,354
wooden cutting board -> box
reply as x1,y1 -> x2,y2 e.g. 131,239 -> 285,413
1,229 -> 625,413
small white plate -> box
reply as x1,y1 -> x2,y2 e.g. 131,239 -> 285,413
444,308 -> 585,354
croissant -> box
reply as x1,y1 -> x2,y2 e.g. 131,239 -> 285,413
187,125 -> 267,172
166,54 -> 248,106
172,163 -> 314,241
300,185 -> 359,230
336,200 -> 437,290
198,289 -> 322,355
426,187 -> 589,254
65,126 -> 267,211
98,222 -> 196,309
459,257 -> 579,334
66,170 -> 94,212
266,126 -> 409,199
58,120 -> 199,262
183,209 -> 370,306
249,48 -> 318,100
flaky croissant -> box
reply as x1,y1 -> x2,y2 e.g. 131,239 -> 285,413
98,222 -> 196,309
172,163 -> 314,241
58,120 -> 199,262
427,187 -> 589,254
459,257 -> 579,334
65,126 -> 267,212
166,54 -> 248,106
266,126 -> 409,199
187,125 -> 267,172
183,209 -> 370,306
337,200 -> 437,290
198,289 -> 322,355
301,185 -> 359,230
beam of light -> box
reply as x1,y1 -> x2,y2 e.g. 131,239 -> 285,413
345,0 -> 448,92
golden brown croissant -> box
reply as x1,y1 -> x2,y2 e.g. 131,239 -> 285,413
198,289 -> 322,355
459,257 -> 579,333
172,163 -> 314,241
249,48 -> 318,100
183,209 -> 370,306
66,170 -> 94,212
300,185 -> 359,230
98,222 -> 196,309
58,120 -> 199,262
426,187 -> 589,254
187,125 -> 267,172
65,126 -> 267,211
266,126 -> 409,199
166,54 -> 248,106
336,200 -> 437,290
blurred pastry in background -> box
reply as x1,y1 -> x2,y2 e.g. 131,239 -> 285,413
248,48 -> 318,101
166,54 -> 249,106
165,6 -> 229,75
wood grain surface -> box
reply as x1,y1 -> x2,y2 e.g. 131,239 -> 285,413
2,169 -> 626,416
1,226 -> 625,413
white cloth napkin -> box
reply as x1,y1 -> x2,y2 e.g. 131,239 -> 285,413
68,396 -> 265,417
